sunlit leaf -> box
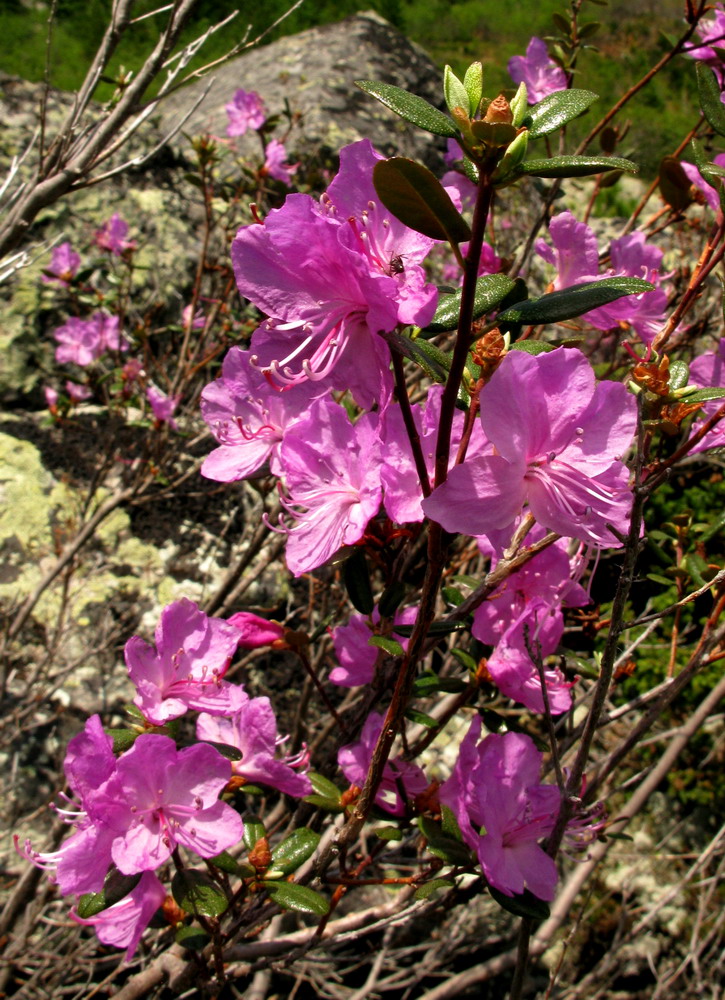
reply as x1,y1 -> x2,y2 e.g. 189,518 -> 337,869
355,80 -> 459,137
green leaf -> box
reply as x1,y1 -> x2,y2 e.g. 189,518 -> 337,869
669,360 -> 690,392
368,635 -> 405,657
378,580 -> 406,618
374,826 -> 403,841
355,80 -> 459,137
412,671 -> 466,696
171,869 -> 230,918
393,619 -> 468,637
659,156 -> 692,212
266,881 -> 330,916
579,20 -> 601,38
450,647 -> 477,671
463,61 -> 483,115
270,828 -> 321,876
685,387 -> 725,402
441,805 -> 464,841
175,925 -> 211,950
344,548 -> 374,615
304,772 -> 344,811
373,159 -> 472,244
523,89 -> 598,138
697,62 -> 725,137
107,728 -> 138,753
414,877 -> 454,900
426,274 -> 516,332
470,120 -> 519,147
208,850 -> 240,875
399,335 -> 452,381
516,154 -> 638,178
419,817 -> 473,866
405,707 -> 437,727
243,816 -> 267,853
488,885 -> 551,920
199,740 -> 243,762
442,586 -> 465,606
509,341 -> 555,355
510,81 -> 528,127
444,65 -> 470,116
76,870 -> 142,918
497,277 -> 653,325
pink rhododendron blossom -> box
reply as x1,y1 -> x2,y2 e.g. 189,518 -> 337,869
146,384 -> 180,429
232,140 -> 437,407
111,735 -> 243,873
441,718 -> 561,899
277,397 -> 383,576
124,598 -> 246,724
684,4 -> 725,95
227,611 -> 285,648
95,213 -> 136,256
263,139 -> 298,185
43,242 -> 80,287
72,871 -> 166,961
338,712 -> 427,815
197,695 -> 312,797
182,304 -> 205,329
19,716 -> 125,896
508,37 -> 567,104
225,88 -> 267,136
382,384 -> 487,524
54,311 -> 128,366
535,211 -> 668,343
66,381 -> 92,402
330,606 -> 418,687
200,346 -> 310,482
44,386 -> 59,409
687,339 -> 725,453
680,153 -> 725,212
422,347 -> 637,547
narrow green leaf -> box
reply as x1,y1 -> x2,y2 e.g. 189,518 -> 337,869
413,672 -> 467,697
444,65 -> 470,116
355,80 -> 459,137
373,159 -> 472,244
427,274 -> 515,332
523,88 -> 598,138
368,635 -> 405,657
579,20 -> 601,38
450,647 -> 477,671
176,925 -> 211,950
419,817 -> 474,866
266,881 -> 330,916
171,869 -> 229,918
659,156 -> 692,212
415,877 -> 454,900
243,816 -> 267,853
344,548 -> 374,615
378,581 -> 406,618
208,850 -> 240,875
685,387 -> 725,402
374,826 -> 403,841
463,61 -> 483,114
470,120 -> 519,147
498,276 -> 653,325
199,740 -> 243,762
509,341 -> 555,355
441,805 -> 464,841
697,62 -> 725,137
107,728 -> 138,753
393,620 -> 468,637
488,885 -> 551,920
516,154 -> 638,178
76,871 -> 142,918
405,707 -> 437,728
394,333 -> 452,381
270,828 -> 321,876
307,772 -> 343,804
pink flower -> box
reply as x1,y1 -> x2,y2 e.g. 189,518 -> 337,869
200,346 -> 310,482
124,598 -> 246,724
263,139 -> 298,185
146,384 -> 180,429
225,88 -> 267,136
508,37 -> 567,104
42,242 -> 80,287
441,718 -> 561,900
182,304 -> 205,329
71,871 -> 166,961
338,712 -> 427,815
110,735 -> 244,873
197,695 -> 312,797
54,311 -> 128,367
226,611 -> 285,648
680,153 -> 725,212
95,213 -> 136,256
277,397 -> 383,576
44,386 -> 59,410
66,381 -> 92,402
330,606 -> 417,687
684,4 -> 725,96
422,347 -> 636,547
687,338 -> 725,453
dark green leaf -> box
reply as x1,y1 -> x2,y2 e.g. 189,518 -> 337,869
393,332 -> 452,380
107,728 -> 138,753
368,635 -> 405,657
523,89 -> 598,138
441,805 -> 464,841
578,20 -> 601,38
412,671 -> 467,696
488,885 -> 551,920
304,772 -> 344,813
374,826 -> 403,841
426,274 -> 516,332
498,277 -> 653,325
344,548 -> 374,615
270,828 -> 321,876
442,586 -> 465,606
659,156 -> 692,212
199,740 -> 243,762
171,869 -> 229,918
208,850 -> 240,875
509,341 -> 555,355
393,619 -> 468,637
405,707 -> 437,727
470,120 -> 519,146
419,817 -> 474,866
685,387 -> 725,402
414,877 -> 454,900
373,159 -> 472,244
450,647 -> 478,671
516,154 -> 637,178
379,581 -> 406,618
175,925 -> 211,950
697,62 -> 725,137
266,881 -> 329,916
76,870 -> 142,918
669,360 -> 690,392
243,816 -> 267,853
355,80 -> 459,137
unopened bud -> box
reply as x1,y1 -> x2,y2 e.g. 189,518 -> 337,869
510,81 -> 529,127
484,93 -> 513,124
248,836 -> 272,872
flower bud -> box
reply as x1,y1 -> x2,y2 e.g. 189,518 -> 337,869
510,81 -> 529,126
484,93 -> 513,124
